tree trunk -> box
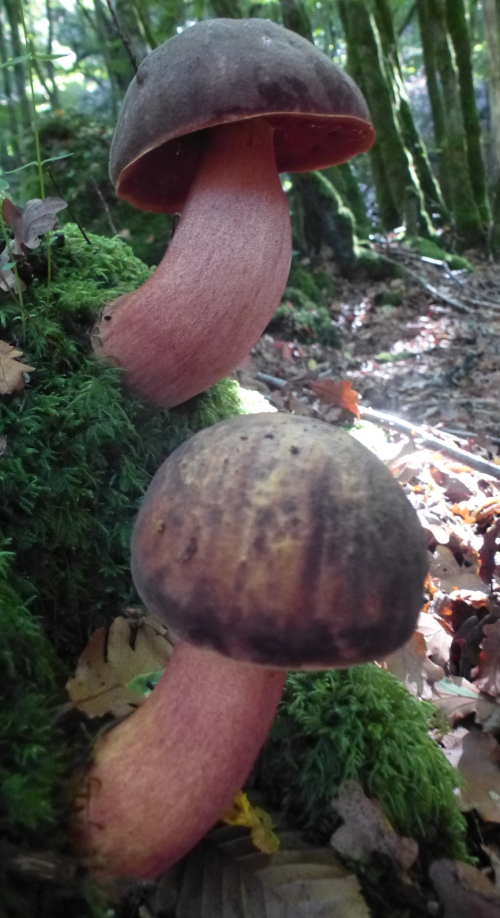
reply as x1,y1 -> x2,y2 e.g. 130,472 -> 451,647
445,0 -> 490,225
339,0 -> 432,235
483,0 -> 500,181
417,0 -> 484,246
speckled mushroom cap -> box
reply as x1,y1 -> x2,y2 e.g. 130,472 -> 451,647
131,414 -> 428,669
111,18 -> 375,213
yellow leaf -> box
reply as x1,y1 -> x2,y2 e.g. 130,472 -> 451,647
222,791 -> 280,855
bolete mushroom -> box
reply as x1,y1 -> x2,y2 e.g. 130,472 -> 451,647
95,19 -> 375,407
75,413 -> 428,878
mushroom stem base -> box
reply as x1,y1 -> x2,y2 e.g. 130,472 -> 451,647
73,640 -> 286,878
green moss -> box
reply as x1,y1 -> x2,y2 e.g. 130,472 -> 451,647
414,237 -> 473,271
260,665 -> 467,860
0,225 -> 243,659
268,260 -> 340,346
0,225 -> 245,914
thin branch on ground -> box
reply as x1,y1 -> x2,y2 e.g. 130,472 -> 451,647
359,407 -> 500,480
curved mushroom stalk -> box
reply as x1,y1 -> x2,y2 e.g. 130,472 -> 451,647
96,119 -> 292,407
74,640 -> 286,879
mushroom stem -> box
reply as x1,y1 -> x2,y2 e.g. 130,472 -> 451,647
74,639 -> 286,878
96,119 -> 292,407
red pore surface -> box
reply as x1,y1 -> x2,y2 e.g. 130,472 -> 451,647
96,118 -> 292,407
74,641 -> 286,878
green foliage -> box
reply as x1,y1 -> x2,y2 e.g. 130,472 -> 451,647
0,224 -> 243,659
414,237 -> 473,271
0,548 -> 65,837
20,112 -> 172,266
260,664 -> 468,859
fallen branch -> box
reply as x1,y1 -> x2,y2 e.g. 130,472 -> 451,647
359,407 -> 500,480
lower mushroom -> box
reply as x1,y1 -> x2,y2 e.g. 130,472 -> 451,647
94,119 -> 291,407
74,413 -> 428,878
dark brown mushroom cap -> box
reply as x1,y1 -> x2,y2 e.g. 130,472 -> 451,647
111,18 -> 375,213
131,414 -> 428,669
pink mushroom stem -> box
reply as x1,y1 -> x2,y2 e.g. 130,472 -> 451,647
97,118 -> 292,407
74,640 -> 286,878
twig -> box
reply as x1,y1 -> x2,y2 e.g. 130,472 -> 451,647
47,168 -> 92,245
380,254 -> 473,314
257,372 -> 287,389
92,180 -> 118,236
104,0 -> 138,74
359,406 -> 500,480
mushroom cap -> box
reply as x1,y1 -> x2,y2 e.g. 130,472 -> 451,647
111,18 -> 375,213
131,414 -> 428,669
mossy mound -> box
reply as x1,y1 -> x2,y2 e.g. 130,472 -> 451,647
268,259 -> 340,346
0,225 -> 242,659
0,225 -> 244,915
260,664 -> 467,860
414,238 -> 473,272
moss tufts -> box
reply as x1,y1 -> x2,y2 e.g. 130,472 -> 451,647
260,664 -> 468,860
0,225 -> 243,659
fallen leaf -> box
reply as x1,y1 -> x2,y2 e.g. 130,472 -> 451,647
432,677 -> 480,724
309,378 -> 361,418
429,545 -> 487,593
480,521 -> 500,586
0,340 -> 35,395
440,727 -> 469,767
223,792 -> 280,855
458,730 -> 500,821
417,610 -> 453,668
330,781 -> 419,872
2,195 -> 67,255
379,631 -> 444,699
66,615 -> 173,717
169,822 -> 370,918
0,246 -> 26,293
474,622 -> 500,698
430,858 -> 500,918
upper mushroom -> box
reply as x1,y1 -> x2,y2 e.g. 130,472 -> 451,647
95,19 -> 375,407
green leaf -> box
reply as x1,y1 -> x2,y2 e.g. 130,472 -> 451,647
4,153 -> 72,175
127,669 -> 164,697
0,178 -> 9,192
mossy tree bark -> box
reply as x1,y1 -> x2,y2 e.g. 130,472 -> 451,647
445,0 -> 490,225
372,0 -> 447,222
277,0 -> 372,273
416,0 -> 484,246
339,0 -> 433,236
483,0 -> 500,248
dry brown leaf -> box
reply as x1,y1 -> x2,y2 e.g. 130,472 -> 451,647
474,622 -> 500,698
379,631 -> 444,699
330,781 -> 419,872
0,340 -> 35,395
429,545 -> 487,594
309,378 -> 361,418
66,615 -> 173,717
169,822 -> 370,918
430,858 -> 500,918
416,610 -> 453,668
2,196 -> 67,254
431,677 -> 480,725
458,730 -> 500,821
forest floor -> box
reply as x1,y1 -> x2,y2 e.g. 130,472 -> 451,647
231,244 -> 500,916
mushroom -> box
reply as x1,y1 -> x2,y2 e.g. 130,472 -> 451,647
75,413 -> 428,878
95,19 -> 375,407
